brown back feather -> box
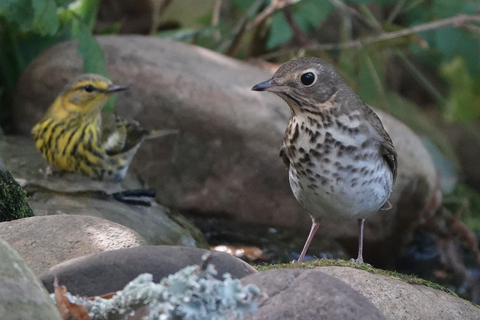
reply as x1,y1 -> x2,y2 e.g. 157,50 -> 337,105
365,107 -> 398,183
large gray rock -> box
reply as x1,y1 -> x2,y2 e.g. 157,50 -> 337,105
0,238 -> 62,320
0,215 -> 146,275
41,246 -> 256,297
237,268 -> 386,320
12,36 -> 438,265
318,266 -> 480,320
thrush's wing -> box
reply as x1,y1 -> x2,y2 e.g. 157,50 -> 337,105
365,107 -> 398,183
279,145 -> 290,168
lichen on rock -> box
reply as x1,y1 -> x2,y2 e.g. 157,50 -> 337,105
57,254 -> 260,320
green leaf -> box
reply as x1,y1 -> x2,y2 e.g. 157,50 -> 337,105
68,0 -> 100,36
266,11 -> 292,49
435,28 -> 479,74
430,0 -> 464,19
346,0 -> 373,4
0,0 -> 59,35
32,0 -> 59,35
357,49 -> 388,108
196,11 -> 213,27
376,0 -> 398,5
96,22 -> 122,35
293,0 -> 333,33
440,56 -> 480,122
0,0 -> 35,32
0,22 -> 26,89
77,22 -> 107,76
70,0 -> 100,29
76,22 -> 114,113
54,0 -> 74,7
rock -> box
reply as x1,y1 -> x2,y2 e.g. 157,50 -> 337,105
318,266 -> 480,320
0,238 -> 62,320
12,36 -> 438,266
435,121 -> 480,192
0,155 -> 34,222
0,215 -> 146,275
237,268 -> 386,320
0,135 -> 207,248
41,246 -> 256,297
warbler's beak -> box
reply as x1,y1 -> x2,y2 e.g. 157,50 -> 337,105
106,85 -> 128,93
252,79 -> 289,93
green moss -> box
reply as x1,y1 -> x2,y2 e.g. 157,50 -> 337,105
254,258 -> 471,300
0,169 -> 34,221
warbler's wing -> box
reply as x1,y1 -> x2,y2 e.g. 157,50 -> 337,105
103,113 -> 179,156
145,129 -> 179,139
121,122 -> 151,153
101,113 -> 128,154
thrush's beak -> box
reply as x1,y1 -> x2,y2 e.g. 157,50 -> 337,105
106,85 -> 128,93
252,79 -> 289,93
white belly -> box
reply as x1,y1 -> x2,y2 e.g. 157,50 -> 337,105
289,160 -> 392,220
287,120 -> 393,220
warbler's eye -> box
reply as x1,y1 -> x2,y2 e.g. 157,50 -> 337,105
84,85 -> 95,93
300,72 -> 316,86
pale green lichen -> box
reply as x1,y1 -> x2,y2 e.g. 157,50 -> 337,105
59,256 -> 260,320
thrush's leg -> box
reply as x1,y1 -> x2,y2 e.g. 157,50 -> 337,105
298,218 -> 320,263
355,218 -> 366,264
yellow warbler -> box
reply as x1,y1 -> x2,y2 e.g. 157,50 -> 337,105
32,74 -> 158,181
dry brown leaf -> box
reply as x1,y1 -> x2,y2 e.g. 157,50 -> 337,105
89,291 -> 117,300
54,277 -> 91,320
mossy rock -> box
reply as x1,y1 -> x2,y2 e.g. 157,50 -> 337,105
0,158 -> 34,221
255,258 -> 460,297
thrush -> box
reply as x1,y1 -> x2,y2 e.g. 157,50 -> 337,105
252,57 -> 397,263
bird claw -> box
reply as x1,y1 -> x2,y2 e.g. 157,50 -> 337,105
45,166 -> 53,177
111,189 -> 156,206
349,258 -> 372,267
349,257 -> 363,264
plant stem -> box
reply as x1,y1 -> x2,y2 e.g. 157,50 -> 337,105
261,14 -> 480,60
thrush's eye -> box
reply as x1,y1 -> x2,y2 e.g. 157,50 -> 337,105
83,85 -> 95,93
300,72 -> 316,86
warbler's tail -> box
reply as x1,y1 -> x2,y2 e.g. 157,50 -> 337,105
147,129 -> 179,139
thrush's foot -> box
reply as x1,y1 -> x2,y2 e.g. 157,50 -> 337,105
349,257 -> 363,264
349,258 -> 372,267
